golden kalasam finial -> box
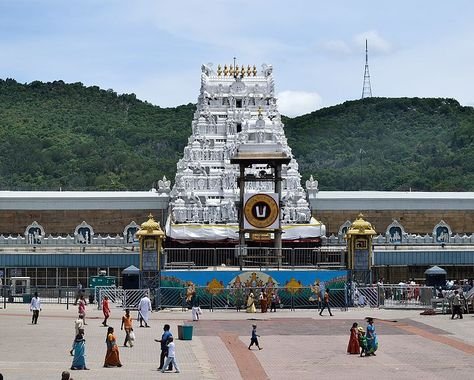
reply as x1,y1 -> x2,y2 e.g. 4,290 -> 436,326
252,64 -> 257,76
235,64 -> 239,76
257,106 -> 263,116
230,64 -> 235,76
224,64 -> 229,76
247,65 -> 252,76
217,64 -> 222,76
241,65 -> 246,77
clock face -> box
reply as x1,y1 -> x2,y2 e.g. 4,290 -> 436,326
231,80 -> 246,94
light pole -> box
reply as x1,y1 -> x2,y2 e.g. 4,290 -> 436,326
359,148 -> 366,190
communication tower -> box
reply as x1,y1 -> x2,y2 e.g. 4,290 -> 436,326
361,39 -> 372,98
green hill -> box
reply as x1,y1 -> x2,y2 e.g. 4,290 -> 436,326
0,79 -> 194,190
0,79 -> 473,191
284,97 -> 474,191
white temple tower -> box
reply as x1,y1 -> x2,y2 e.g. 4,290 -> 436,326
166,63 -> 325,243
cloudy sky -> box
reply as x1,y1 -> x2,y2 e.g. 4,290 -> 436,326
1,1 -> 473,116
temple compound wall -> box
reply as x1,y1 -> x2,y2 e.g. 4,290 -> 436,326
0,209 -> 166,236
315,210 -> 474,236
0,191 -> 169,236
310,191 -> 474,237
1,190 -> 474,240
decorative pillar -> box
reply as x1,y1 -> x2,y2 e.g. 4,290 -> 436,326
345,213 -> 376,285
136,214 -> 165,292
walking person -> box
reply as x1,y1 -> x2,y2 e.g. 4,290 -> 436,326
102,295 -> 110,327
358,327 -> 368,357
347,322 -> 360,354
138,292 -> 152,327
451,290 -> 463,319
270,292 -> 278,312
235,288 -> 244,312
74,282 -> 83,305
70,315 -> 85,356
160,337 -> 180,373
121,309 -> 134,347
71,329 -> 89,370
319,288 -> 333,316
104,327 -> 122,368
77,294 -> 87,325
365,317 -> 378,356
155,324 -> 173,371
248,324 -> 263,350
29,292 -> 41,324
191,291 -> 201,321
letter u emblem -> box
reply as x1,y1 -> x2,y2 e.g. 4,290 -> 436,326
255,205 -> 267,218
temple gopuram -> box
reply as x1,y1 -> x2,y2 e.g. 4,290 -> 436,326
165,63 -> 324,245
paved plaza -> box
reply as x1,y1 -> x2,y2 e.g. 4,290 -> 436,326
0,303 -> 473,380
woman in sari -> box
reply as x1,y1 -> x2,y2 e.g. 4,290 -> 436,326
71,329 -> 88,370
366,317 -> 378,356
347,322 -> 360,354
104,327 -> 122,367
246,292 -> 256,313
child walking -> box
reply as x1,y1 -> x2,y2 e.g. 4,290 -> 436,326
248,324 -> 263,350
160,337 -> 180,373
358,327 -> 368,357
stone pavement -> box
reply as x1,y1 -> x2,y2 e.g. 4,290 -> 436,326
0,303 -> 473,380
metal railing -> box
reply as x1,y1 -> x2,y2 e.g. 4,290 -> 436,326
0,285 -> 97,308
96,287 -> 149,311
157,285 -> 348,311
0,284 -> 445,311
352,285 -> 434,308
163,247 -> 345,269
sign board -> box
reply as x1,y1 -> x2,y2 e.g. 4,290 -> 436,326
141,237 -> 159,271
250,232 -> 273,241
354,249 -> 369,270
243,193 -> 280,230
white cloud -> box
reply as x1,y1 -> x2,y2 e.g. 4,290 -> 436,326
319,31 -> 391,58
321,40 -> 352,55
277,91 -> 323,117
353,30 -> 392,54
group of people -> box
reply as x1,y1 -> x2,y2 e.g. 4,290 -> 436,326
53,318 -> 266,378
245,290 -> 280,313
347,317 -> 378,357
68,291 -> 174,372
155,324 -> 180,373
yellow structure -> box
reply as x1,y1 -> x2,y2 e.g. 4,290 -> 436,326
136,214 -> 166,271
345,213 -> 376,270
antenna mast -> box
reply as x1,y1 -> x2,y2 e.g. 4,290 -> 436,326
361,39 -> 372,98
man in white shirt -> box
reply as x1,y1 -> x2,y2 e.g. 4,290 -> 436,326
451,290 -> 463,319
29,292 -> 41,324
138,292 -> 152,327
